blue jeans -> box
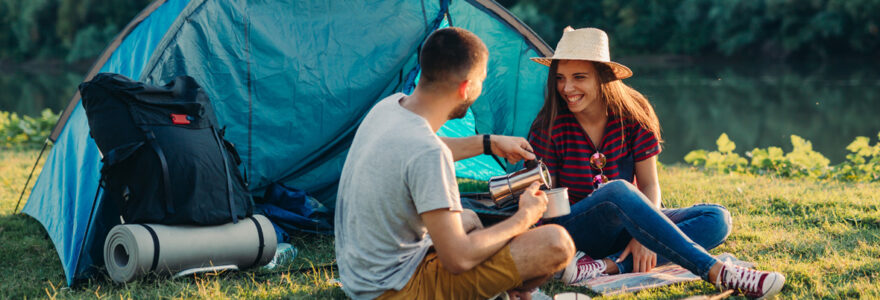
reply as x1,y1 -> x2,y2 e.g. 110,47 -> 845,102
546,180 -> 731,279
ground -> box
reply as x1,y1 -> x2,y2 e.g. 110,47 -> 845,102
2,149 -> 879,299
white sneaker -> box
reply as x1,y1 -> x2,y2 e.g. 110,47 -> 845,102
715,263 -> 785,299
560,251 -> 606,285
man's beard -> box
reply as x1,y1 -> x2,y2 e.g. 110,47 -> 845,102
448,99 -> 474,120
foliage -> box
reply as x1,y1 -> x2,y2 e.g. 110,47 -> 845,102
685,132 -> 880,182
501,0 -> 880,59
0,0 -> 152,62
0,108 -> 58,148
683,133 -> 748,173
2,1 -> 880,61
457,177 -> 488,193
833,135 -> 880,181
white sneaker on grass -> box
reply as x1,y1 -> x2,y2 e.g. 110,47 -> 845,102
559,251 -> 606,285
715,263 -> 785,299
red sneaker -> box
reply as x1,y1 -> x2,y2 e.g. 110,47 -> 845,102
560,251 -> 606,285
715,263 -> 785,299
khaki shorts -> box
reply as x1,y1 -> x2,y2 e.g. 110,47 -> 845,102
377,245 -> 522,300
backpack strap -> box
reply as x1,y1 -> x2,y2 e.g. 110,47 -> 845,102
211,127 -> 237,223
101,141 -> 145,171
141,128 -> 175,214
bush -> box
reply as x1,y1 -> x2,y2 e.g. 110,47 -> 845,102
685,132 -> 880,182
0,109 -> 58,148
833,135 -> 880,181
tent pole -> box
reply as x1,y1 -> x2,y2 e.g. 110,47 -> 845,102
72,182 -> 103,286
14,140 -> 49,214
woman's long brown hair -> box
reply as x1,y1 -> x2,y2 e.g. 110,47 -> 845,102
530,60 -> 662,143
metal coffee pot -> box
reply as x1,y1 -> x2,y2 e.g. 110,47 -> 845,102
488,160 -> 552,208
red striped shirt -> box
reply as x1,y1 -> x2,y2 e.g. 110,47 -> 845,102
528,112 -> 661,202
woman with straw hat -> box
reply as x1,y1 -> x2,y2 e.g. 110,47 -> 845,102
528,27 -> 785,298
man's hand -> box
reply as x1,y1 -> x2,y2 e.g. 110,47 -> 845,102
421,182 -> 546,274
489,135 -> 536,164
515,182 -> 547,225
617,238 -> 656,273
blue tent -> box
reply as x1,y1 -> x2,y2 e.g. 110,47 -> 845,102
21,0 -> 551,285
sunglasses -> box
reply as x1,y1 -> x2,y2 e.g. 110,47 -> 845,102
590,152 -> 608,186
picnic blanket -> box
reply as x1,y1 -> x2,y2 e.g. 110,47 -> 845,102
575,253 -> 753,296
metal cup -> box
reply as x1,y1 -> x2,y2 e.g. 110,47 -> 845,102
488,160 -> 552,208
543,187 -> 570,219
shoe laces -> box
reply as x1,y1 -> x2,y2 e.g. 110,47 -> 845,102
718,264 -> 763,295
573,257 -> 605,282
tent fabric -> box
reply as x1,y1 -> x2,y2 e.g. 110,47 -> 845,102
23,0 -> 551,286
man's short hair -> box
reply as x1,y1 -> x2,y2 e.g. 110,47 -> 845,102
419,27 -> 488,89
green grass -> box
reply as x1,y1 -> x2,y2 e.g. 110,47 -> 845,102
3,149 -> 880,298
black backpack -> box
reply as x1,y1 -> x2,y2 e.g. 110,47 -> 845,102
79,73 -> 253,225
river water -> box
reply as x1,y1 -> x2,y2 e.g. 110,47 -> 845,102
624,58 -> 880,164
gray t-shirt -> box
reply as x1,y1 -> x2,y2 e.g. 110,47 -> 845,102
335,93 -> 462,299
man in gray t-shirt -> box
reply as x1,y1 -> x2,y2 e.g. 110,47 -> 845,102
335,27 -> 575,300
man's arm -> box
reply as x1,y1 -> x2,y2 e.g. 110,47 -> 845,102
440,135 -> 536,163
421,182 -> 547,274
460,209 -> 484,233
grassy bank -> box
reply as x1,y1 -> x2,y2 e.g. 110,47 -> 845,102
2,149 -> 879,298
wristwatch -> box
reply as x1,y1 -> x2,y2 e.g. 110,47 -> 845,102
483,134 -> 492,155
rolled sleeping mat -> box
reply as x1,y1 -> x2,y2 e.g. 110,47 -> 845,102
104,214 -> 277,283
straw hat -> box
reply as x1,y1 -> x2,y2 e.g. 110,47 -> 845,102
531,27 -> 632,80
